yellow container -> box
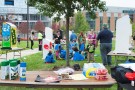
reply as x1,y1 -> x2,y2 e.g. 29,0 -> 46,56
86,68 -> 97,78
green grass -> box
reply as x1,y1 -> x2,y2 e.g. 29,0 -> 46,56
0,39 -> 132,90
17,41 -> 38,49
0,86 -> 117,90
0,41 -> 38,54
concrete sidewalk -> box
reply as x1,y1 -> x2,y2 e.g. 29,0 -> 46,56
0,48 -> 41,62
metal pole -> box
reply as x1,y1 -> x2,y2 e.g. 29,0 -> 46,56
26,0 -> 29,48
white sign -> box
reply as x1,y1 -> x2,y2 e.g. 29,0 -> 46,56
114,15 -> 132,54
43,27 -> 53,59
45,27 -> 53,41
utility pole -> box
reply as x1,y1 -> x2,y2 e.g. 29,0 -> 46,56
26,0 -> 29,48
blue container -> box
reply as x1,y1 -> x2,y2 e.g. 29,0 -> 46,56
20,62 -> 26,81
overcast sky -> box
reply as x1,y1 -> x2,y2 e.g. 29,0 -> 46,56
101,0 -> 135,8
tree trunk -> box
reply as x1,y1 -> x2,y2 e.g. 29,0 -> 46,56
66,16 -> 70,66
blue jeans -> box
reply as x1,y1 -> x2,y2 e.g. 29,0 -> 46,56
100,43 -> 112,65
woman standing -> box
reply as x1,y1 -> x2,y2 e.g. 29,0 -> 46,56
88,30 -> 97,46
78,32 -> 86,53
17,35 -> 21,45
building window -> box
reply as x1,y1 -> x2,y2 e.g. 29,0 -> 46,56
108,17 -> 110,29
30,14 -> 40,20
89,20 -> 95,30
30,22 -> 35,29
22,14 -> 27,20
5,0 -> 14,5
41,16 -> 46,20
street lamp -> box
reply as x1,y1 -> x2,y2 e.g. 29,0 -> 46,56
26,0 -> 29,48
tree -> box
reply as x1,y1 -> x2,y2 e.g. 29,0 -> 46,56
75,12 -> 90,33
29,0 -> 107,66
18,22 -> 30,38
34,20 -> 45,32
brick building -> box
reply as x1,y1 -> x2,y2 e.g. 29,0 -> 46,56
86,6 -> 135,32
59,6 -> 135,32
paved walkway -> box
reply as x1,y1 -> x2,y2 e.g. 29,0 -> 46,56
0,48 -> 41,62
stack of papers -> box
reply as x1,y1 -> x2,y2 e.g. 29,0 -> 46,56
69,74 -> 88,80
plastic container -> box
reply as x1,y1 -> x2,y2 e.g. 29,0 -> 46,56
14,59 -> 20,76
9,61 -> 18,80
1,61 -> 9,80
9,59 -> 20,77
20,62 -> 26,81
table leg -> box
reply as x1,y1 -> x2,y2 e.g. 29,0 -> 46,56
20,50 -> 21,58
6,51 -> 8,60
77,88 -> 83,90
115,56 -> 117,66
88,88 -> 93,90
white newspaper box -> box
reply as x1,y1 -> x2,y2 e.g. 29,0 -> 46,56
43,27 -> 53,59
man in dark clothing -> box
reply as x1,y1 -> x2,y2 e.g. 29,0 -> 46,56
57,29 -> 63,39
55,31 -> 62,44
96,24 -> 113,66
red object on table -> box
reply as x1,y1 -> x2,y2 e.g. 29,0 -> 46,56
95,68 -> 108,80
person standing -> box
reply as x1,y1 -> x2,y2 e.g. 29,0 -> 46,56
78,32 -> 86,53
38,31 -> 43,44
88,30 -> 97,46
86,40 -> 95,63
38,31 -> 43,51
30,32 -> 35,50
57,29 -> 63,39
17,35 -> 21,45
96,24 -> 113,66
55,31 -> 62,44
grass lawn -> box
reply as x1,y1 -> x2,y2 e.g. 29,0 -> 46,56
17,40 -> 38,49
0,41 -> 38,54
0,39 -> 133,90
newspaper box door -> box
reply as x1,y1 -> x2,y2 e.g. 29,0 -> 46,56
43,39 -> 53,59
